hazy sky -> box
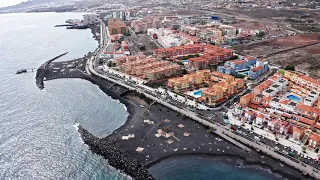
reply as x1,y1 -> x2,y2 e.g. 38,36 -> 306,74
0,0 -> 28,8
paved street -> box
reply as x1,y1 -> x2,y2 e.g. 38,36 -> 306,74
84,19 -> 320,179
87,53 -> 320,178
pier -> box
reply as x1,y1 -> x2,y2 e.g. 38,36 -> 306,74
16,68 -> 37,74
35,52 -> 68,90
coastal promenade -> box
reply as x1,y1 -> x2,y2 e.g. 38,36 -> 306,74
87,54 -> 320,179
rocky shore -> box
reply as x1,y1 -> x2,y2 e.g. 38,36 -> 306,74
35,52 -> 68,89
78,125 -> 155,180
37,56 -> 316,180
34,22 -> 316,179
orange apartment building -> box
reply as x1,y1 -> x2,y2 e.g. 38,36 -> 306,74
284,70 -> 320,93
167,70 -> 244,105
143,64 -> 181,81
154,44 -> 233,69
154,44 -> 204,57
201,77 -> 244,106
108,18 -> 129,35
167,70 -> 211,92
118,57 -> 181,81
114,54 -> 146,66
120,58 -> 156,73
188,45 -> 233,69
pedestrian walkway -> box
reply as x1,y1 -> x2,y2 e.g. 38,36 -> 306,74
87,54 -> 320,180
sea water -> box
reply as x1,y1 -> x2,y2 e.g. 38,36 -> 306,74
0,12 -> 284,180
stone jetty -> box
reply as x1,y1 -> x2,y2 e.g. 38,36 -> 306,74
35,52 -> 68,89
77,125 -> 155,180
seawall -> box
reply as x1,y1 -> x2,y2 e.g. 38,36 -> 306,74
78,125 -> 155,180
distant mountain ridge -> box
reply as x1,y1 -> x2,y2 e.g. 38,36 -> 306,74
0,0 -> 60,11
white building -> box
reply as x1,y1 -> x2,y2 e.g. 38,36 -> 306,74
83,14 -> 99,24
148,28 -> 188,48
262,78 -> 288,97
304,91 -> 319,107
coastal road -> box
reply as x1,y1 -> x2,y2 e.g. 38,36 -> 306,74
87,56 -> 251,152
86,55 -> 320,179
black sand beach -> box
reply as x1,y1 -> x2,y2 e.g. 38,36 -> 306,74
38,57 -> 315,180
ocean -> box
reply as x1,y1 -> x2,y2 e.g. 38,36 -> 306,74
149,156 -> 283,180
0,12 -> 282,180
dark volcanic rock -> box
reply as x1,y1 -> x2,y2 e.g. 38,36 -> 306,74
78,125 -> 155,180
35,52 -> 68,90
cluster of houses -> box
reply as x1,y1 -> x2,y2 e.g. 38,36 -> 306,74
167,70 -> 244,106
113,54 -> 181,81
154,44 -> 233,70
235,70 -> 320,150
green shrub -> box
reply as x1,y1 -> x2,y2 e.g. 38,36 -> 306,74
285,65 -> 295,71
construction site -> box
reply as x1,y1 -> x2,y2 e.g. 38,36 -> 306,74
124,34 -> 162,55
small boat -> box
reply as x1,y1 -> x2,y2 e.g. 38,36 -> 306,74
16,69 -> 27,74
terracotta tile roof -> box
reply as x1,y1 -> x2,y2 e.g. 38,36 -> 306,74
251,66 -> 263,72
296,103 -> 317,113
280,99 -> 290,105
309,133 -> 320,143
296,115 -> 316,126
229,60 -> 247,65
293,126 -> 303,133
299,75 -> 320,86
280,121 -> 289,126
246,110 -> 255,115
244,56 -> 256,60
257,113 -> 265,119
189,57 -> 207,62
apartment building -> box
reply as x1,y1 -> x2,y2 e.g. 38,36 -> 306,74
202,78 -> 244,106
217,56 -> 258,75
167,70 -> 211,92
284,70 -> 320,93
188,48 -> 233,69
114,54 -> 146,66
154,44 -> 203,57
131,17 -> 162,33
108,18 -> 128,35
248,64 -> 269,80
117,56 -> 181,81
143,64 -> 181,81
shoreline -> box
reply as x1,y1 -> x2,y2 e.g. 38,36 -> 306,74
41,60 -> 314,179
34,25 -> 316,180
147,153 -> 291,179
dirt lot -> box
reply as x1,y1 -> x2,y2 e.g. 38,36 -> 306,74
234,33 -> 320,79
305,45 -> 320,54
125,34 -> 162,55
265,33 -> 320,47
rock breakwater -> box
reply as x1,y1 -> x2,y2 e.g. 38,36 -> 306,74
77,125 -> 155,180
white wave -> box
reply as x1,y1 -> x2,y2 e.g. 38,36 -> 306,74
74,123 -> 80,131
123,104 -> 127,111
